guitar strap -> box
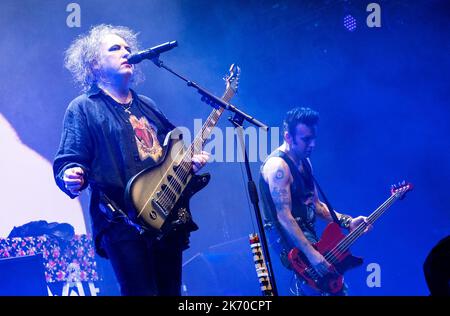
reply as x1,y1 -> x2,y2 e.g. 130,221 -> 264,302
310,173 -> 340,224
98,190 -> 146,234
279,153 -> 341,225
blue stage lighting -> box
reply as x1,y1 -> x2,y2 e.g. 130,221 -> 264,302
344,14 -> 357,31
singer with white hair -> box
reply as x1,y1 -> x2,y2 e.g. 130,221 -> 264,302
53,24 -> 209,296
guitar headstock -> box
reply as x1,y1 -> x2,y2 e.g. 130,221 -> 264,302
223,63 -> 240,97
390,181 -> 413,200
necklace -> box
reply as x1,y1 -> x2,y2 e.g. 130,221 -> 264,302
101,88 -> 133,114
122,97 -> 133,114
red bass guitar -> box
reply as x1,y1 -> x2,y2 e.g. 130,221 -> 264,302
288,181 -> 413,294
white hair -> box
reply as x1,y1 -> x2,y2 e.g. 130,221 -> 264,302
64,24 -> 144,92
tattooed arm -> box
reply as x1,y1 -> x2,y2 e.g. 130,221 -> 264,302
263,157 -> 331,276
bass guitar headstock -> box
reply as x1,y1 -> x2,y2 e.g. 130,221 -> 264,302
390,181 -> 413,200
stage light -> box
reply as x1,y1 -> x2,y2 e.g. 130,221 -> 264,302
344,14 -> 357,32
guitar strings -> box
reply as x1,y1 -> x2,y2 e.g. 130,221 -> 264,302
155,86 -> 235,208
299,192 -> 402,291
136,105 -> 218,214
155,102 -> 225,210
156,86 -> 235,208
329,191 -> 401,261
138,87 -> 233,216
330,192 -> 400,261
139,107 -> 223,214
325,195 -> 394,263
324,191 -> 401,264
149,91 -> 228,210
293,187 -> 407,293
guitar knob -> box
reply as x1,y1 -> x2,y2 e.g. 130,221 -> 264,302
149,211 -> 157,220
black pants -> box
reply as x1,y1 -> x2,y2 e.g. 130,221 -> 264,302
100,223 -> 184,296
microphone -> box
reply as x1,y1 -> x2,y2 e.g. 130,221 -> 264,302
127,41 -> 178,64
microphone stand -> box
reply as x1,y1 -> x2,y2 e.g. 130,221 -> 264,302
150,55 -> 278,296
228,114 -> 278,296
151,57 -> 267,129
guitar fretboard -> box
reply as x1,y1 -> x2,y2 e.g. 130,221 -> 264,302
176,85 -> 235,177
326,191 -> 404,264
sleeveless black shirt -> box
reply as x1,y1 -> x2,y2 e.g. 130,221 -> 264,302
259,150 -> 318,250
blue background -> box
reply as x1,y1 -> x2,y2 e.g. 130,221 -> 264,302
1,0 -> 449,295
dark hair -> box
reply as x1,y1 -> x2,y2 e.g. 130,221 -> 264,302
283,107 -> 319,137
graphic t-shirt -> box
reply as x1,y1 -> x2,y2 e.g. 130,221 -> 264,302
128,114 -> 163,162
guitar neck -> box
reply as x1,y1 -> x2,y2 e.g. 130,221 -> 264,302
187,89 -> 233,157
335,192 -> 401,253
173,64 -> 240,178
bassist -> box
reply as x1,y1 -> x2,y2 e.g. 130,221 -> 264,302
259,107 -> 371,296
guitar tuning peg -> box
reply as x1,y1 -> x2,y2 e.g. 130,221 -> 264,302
402,180 -> 406,185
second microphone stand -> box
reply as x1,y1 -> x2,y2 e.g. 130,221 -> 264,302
151,56 -> 278,296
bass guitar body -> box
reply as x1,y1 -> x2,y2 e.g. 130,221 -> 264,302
288,223 -> 363,294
